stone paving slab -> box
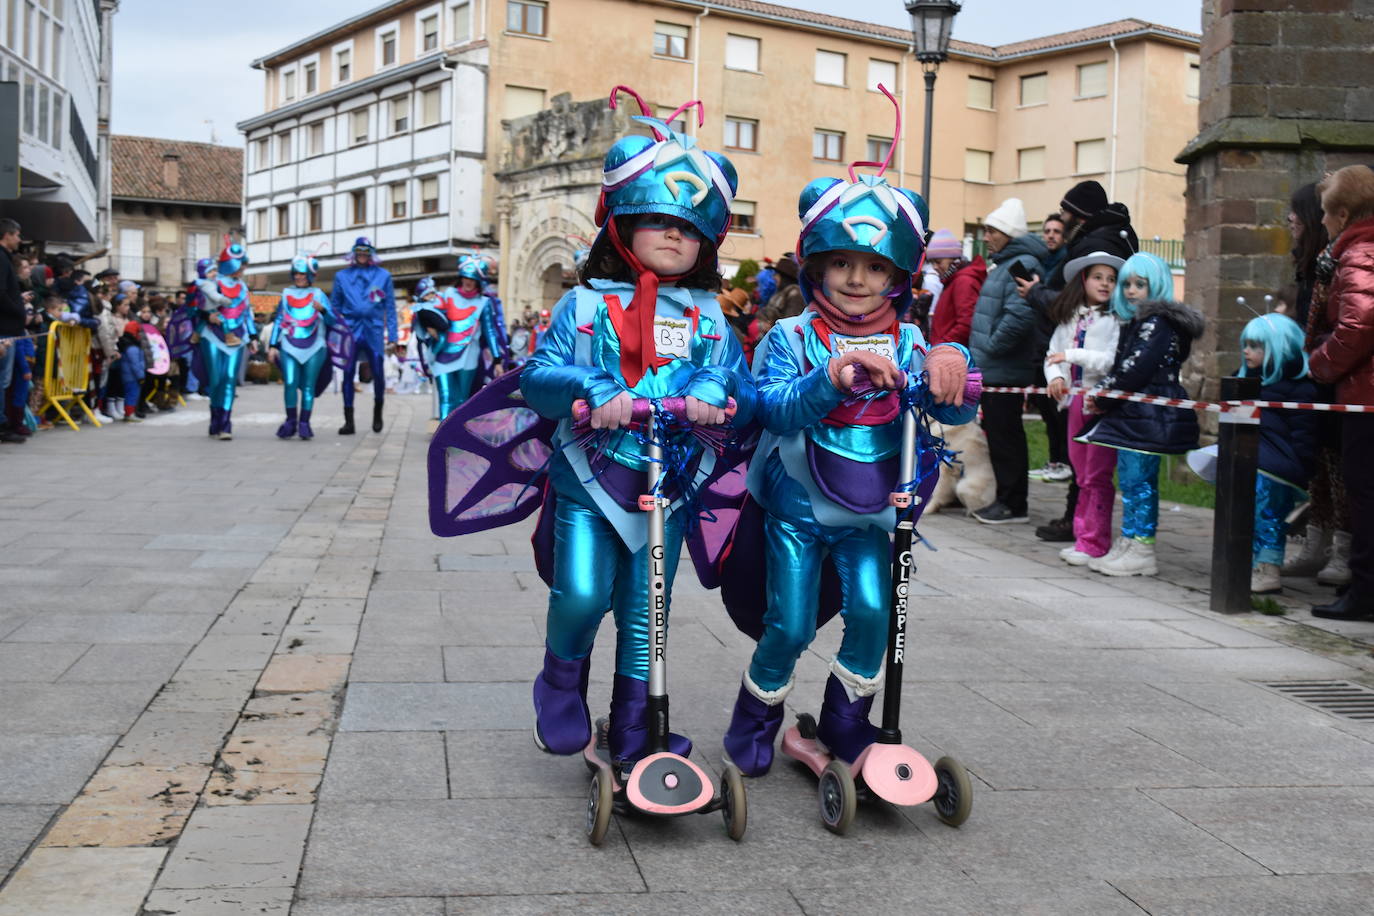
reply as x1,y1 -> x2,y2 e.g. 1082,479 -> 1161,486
338,682 -> 529,731
448,890 -> 806,915
0,847 -> 166,916
1110,874 -> 1374,915
318,732 -> 449,801
295,898 -> 443,916
0,804 -> 57,874
796,878 -> 1144,916
157,805 -> 314,889
140,887 -> 294,915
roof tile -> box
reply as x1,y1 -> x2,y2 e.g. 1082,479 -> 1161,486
111,135 -> 243,206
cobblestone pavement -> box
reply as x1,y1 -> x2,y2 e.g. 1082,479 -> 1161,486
0,384 -> 1371,915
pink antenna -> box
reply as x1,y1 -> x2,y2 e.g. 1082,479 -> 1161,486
609,85 -> 664,140
846,83 -> 902,183
663,99 -> 706,130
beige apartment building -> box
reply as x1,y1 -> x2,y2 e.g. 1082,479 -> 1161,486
241,0 -> 1199,311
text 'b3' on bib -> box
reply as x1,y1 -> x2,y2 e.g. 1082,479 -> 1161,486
653,316 -> 693,360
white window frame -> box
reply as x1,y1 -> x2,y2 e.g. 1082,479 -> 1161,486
1076,61 -> 1108,100
307,198 -> 324,232
376,19 -> 401,70
653,21 -> 690,60
252,136 -> 270,171
389,182 -> 408,220
349,107 -> 369,146
724,34 -> 760,73
280,65 -> 297,105
416,4 -> 441,54
275,204 -> 290,238
449,0 -> 472,43
867,58 -> 897,93
814,50 -> 846,87
388,94 -> 410,135
333,40 -> 354,84
253,209 -> 268,241
421,176 -> 440,214
306,120 -> 325,157
301,53 -> 320,96
275,130 -> 291,166
420,85 -> 443,128
350,188 -> 368,226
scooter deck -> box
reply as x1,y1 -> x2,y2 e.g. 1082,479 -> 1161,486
781,720 -> 937,807
582,719 -> 721,817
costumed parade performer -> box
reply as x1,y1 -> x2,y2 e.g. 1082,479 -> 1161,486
720,87 -> 978,777
331,236 -> 397,435
411,255 -> 504,419
268,255 -> 337,440
194,239 -> 256,440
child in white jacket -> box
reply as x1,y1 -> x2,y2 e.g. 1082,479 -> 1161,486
1044,251 -> 1124,564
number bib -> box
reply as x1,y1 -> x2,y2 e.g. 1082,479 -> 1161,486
653,316 -> 692,359
833,333 -> 897,363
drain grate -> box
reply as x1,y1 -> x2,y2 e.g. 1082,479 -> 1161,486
1259,680 -> 1374,720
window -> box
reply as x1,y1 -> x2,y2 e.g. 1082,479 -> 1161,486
725,34 -> 760,72
867,58 -> 897,93
282,69 -> 296,102
350,108 -> 368,145
723,117 -> 757,152
1017,146 -> 1045,181
967,76 -> 994,110
36,83 -> 48,145
1019,72 -> 1047,106
451,1 -> 471,42
253,137 -> 269,170
866,136 -> 892,163
48,89 -> 60,149
1077,61 -> 1107,98
276,204 -> 290,237
350,189 -> 367,225
729,200 -> 756,234
654,21 -> 689,59
503,85 -> 546,119
253,209 -> 268,240
814,50 -> 846,86
813,129 -> 843,162
336,47 -> 352,83
964,149 -> 991,183
51,23 -> 61,79
304,62 -> 317,94
20,73 -> 33,135
390,182 -> 407,219
1186,55 -> 1200,100
1075,138 -> 1106,174
389,95 -> 410,134
308,198 -> 323,232
507,0 -> 546,36
185,232 -> 211,282
307,122 -> 324,156
420,86 -> 442,127
380,28 -> 398,66
275,131 -> 291,165
658,107 -> 687,134
421,176 -> 440,214
421,14 -> 439,51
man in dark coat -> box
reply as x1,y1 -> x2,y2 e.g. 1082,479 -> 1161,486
0,219 -> 29,443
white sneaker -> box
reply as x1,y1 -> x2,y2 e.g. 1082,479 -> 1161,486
1250,563 -> 1281,594
1316,531 -> 1351,586
1041,462 -> 1074,482
1060,547 -> 1094,566
1090,538 -> 1157,577
188,392 -> 209,401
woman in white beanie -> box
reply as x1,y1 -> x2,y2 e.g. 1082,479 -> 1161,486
969,197 -> 1049,524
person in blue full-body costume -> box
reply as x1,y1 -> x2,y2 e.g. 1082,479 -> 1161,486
194,240 -> 256,440
521,86 -> 758,767
720,100 -> 978,776
268,255 -> 336,441
412,255 -> 504,419
331,236 -> 397,435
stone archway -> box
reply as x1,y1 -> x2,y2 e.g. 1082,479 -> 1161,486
513,218 -> 595,317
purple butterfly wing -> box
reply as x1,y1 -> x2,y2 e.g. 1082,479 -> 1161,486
327,314 -> 355,370
165,307 -> 196,359
684,427 -> 757,590
427,366 -> 556,537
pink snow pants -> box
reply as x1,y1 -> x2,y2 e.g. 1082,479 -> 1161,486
1066,394 -> 1117,557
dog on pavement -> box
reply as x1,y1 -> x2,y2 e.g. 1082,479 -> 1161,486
927,420 -> 996,514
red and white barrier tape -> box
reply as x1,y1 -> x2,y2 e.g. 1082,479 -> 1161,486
979,384 -> 1374,414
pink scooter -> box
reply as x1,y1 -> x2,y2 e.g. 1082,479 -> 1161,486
571,397 -> 747,846
780,407 -> 973,834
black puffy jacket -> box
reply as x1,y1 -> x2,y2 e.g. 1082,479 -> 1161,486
1079,299 -> 1205,455
1256,372 -> 1320,489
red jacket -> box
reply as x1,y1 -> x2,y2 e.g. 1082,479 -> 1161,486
929,257 -> 987,347
1310,218 -> 1374,405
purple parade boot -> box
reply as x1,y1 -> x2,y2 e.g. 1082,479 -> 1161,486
722,677 -> 788,777
532,648 -> 592,755
219,410 -> 233,440
208,406 -> 223,437
815,673 -> 878,764
297,409 -> 314,440
276,407 -> 298,439
607,673 -> 692,765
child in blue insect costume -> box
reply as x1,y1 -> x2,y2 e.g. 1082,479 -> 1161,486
521,87 -> 757,766
412,255 -> 504,419
331,236 -> 397,435
721,98 -> 977,776
194,240 -> 256,440
268,255 -> 336,441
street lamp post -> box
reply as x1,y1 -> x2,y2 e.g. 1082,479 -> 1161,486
905,0 -> 961,205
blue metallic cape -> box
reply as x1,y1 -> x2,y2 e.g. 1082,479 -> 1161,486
330,263 -> 397,351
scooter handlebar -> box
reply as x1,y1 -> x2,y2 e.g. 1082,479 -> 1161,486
570,396 -> 738,428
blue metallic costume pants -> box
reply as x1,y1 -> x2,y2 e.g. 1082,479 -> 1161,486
280,350 -> 328,413
434,369 -> 478,419
198,338 -> 246,412
748,512 -> 890,693
341,338 -> 385,408
1254,475 -> 1302,567
1117,451 -> 1161,542
545,496 -> 685,682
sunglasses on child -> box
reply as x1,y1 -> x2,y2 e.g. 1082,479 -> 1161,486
634,215 -> 704,241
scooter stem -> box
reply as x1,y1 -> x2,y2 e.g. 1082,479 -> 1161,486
878,408 -> 918,745
643,402 -> 670,755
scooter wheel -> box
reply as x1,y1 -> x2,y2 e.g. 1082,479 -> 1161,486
932,756 -> 973,827
586,769 -> 613,846
720,763 -> 747,841
796,713 -> 817,740
818,760 -> 856,835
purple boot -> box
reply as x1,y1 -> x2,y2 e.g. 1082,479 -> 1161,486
607,674 -> 692,765
532,648 -> 592,755
219,410 -> 233,440
815,672 -> 878,764
297,409 -> 314,440
208,406 -> 222,437
276,407 -> 298,439
722,676 -> 789,777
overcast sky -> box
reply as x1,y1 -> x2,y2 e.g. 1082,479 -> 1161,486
110,0 -> 1203,146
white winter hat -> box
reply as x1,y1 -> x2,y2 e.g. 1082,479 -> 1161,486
983,198 -> 1028,239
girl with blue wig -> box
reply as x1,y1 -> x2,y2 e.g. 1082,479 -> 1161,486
1237,313 -> 1320,593
1079,252 -> 1205,577
268,255 -> 335,440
